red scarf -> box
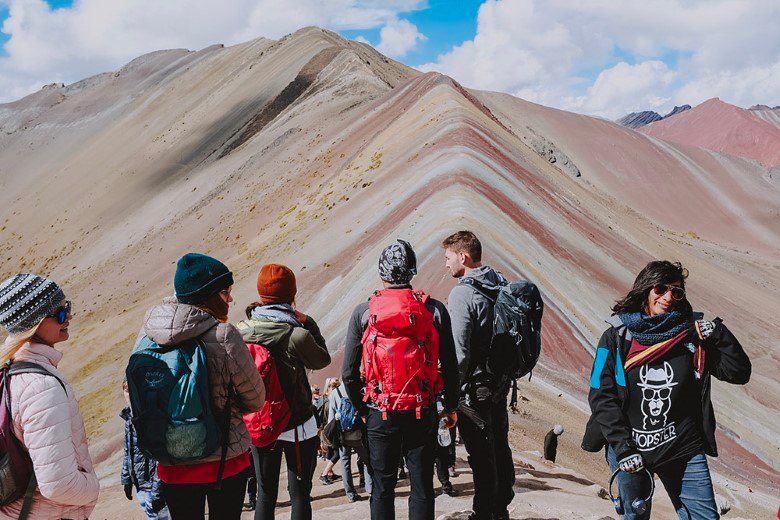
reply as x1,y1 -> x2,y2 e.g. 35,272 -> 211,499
624,329 -> 705,379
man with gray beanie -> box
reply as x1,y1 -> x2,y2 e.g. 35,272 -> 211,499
341,239 -> 459,520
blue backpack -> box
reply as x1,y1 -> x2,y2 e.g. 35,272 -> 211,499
336,387 -> 359,432
335,387 -> 364,448
125,337 -> 224,467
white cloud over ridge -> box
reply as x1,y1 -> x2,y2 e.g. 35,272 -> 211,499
0,0 -> 426,102
376,17 -> 426,58
418,0 -> 780,118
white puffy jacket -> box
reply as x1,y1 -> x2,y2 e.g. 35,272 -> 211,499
0,342 -> 99,519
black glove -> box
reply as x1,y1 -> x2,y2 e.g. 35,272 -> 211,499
124,483 -> 133,500
151,497 -> 166,513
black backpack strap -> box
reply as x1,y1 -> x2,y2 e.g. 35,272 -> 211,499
459,277 -> 499,303
8,362 -> 67,394
213,384 -> 234,490
18,472 -> 37,520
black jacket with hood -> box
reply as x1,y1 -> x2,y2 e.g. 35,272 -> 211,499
581,315 -> 751,462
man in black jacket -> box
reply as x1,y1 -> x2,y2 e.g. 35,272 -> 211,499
342,239 -> 459,520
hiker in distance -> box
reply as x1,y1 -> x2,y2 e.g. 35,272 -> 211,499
0,274 -> 100,520
327,376 -> 373,502
443,230 -> 544,520
342,239 -> 459,520
238,263 -> 331,520
126,253 -> 266,520
582,260 -> 751,520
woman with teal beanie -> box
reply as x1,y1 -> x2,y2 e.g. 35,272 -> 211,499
132,253 -> 266,520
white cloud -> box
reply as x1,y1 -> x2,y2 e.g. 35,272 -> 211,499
565,61 -> 676,118
0,0 -> 425,102
375,17 -> 426,58
418,0 -> 780,118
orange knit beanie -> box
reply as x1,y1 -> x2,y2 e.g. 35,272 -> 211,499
257,264 -> 297,304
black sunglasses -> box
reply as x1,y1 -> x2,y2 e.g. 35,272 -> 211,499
652,284 -> 685,301
47,301 -> 72,324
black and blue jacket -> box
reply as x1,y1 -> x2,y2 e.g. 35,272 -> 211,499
581,315 -> 751,462
120,407 -> 163,499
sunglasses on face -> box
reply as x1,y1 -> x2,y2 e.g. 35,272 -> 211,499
47,301 -> 72,324
652,284 -> 685,301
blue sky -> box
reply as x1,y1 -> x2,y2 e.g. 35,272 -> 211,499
0,0 -> 777,118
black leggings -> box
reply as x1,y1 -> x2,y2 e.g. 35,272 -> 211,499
252,436 -> 319,520
161,471 -> 248,520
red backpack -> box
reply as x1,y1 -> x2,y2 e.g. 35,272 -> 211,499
361,289 -> 441,419
243,343 -> 291,448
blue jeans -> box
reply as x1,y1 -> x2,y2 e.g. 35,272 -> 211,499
606,446 -> 719,519
340,445 -> 373,495
137,490 -> 170,520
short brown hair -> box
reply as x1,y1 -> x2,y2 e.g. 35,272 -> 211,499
442,230 -> 482,262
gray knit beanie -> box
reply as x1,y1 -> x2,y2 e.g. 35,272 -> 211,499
0,274 -> 65,334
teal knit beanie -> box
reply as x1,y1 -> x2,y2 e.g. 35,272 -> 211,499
174,253 -> 234,304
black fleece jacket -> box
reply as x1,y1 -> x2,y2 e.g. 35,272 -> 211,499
582,318 -> 751,462
341,285 -> 459,416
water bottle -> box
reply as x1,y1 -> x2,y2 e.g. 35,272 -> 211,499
437,417 -> 452,447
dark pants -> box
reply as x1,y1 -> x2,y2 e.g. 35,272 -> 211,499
435,428 -> 456,487
459,393 -> 515,519
161,471 -> 248,520
366,407 -> 437,520
252,436 -> 319,520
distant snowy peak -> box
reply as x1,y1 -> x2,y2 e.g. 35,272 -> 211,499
616,105 -> 690,129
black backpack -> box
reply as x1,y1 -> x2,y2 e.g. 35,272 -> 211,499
461,278 -> 544,404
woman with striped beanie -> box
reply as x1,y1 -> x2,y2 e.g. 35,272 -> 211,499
0,273 -> 100,519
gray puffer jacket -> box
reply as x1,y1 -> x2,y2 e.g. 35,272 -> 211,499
136,298 -> 266,463
447,266 -> 507,387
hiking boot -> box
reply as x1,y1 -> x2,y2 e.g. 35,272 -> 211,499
441,483 -> 458,497
319,475 -> 333,485
347,492 -> 362,503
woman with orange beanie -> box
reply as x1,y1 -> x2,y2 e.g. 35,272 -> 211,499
238,264 -> 331,520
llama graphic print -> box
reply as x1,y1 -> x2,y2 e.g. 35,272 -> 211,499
632,362 -> 679,451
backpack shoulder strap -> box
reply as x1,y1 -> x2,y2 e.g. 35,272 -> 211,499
8,362 -> 67,394
459,277 -> 498,302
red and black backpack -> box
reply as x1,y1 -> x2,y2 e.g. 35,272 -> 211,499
243,343 -> 292,448
361,289 -> 442,419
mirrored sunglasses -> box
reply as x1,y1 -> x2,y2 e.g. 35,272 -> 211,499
47,300 -> 72,324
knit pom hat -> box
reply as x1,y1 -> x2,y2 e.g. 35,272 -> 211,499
378,239 -> 417,285
174,253 -> 234,304
0,274 -> 65,334
257,264 -> 297,304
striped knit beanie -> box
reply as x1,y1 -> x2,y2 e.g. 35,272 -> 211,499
0,274 -> 65,334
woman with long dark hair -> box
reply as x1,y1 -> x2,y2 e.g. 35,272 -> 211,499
582,260 -> 751,519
